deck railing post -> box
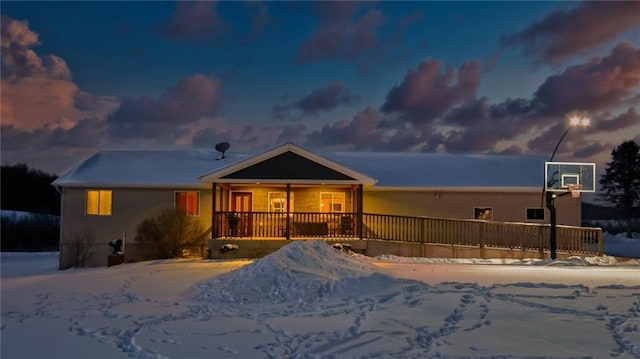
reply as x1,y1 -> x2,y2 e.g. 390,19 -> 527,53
597,230 -> 604,256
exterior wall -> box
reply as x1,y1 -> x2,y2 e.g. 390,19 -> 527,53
59,187 -> 212,267
60,184 -> 582,267
229,186 -> 353,212
208,239 -> 586,261
363,190 -> 581,226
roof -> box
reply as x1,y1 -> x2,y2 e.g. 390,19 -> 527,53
323,151 -> 544,189
52,143 -> 545,190
52,150 -> 244,188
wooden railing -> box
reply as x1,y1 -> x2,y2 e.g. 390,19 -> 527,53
214,212 -> 359,238
213,212 -> 603,255
362,213 -> 603,255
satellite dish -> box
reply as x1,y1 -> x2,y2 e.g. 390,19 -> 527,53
215,142 -> 230,159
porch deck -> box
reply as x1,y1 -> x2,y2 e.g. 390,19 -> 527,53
210,212 -> 604,258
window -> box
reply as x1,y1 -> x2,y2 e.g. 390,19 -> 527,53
320,192 -> 345,213
269,192 -> 293,212
526,208 -> 545,220
474,207 -> 493,220
86,190 -> 112,216
175,191 -> 200,216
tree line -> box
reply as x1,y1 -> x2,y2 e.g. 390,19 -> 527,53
1,164 -> 61,251
1,163 -> 60,215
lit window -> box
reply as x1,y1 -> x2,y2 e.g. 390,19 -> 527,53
527,208 -> 545,220
320,192 -> 345,213
269,192 -> 293,212
175,191 -> 200,216
86,190 -> 112,216
474,207 -> 493,220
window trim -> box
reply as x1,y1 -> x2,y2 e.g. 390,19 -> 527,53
320,192 -> 345,213
175,191 -> 200,217
86,189 -> 112,216
268,191 -> 293,213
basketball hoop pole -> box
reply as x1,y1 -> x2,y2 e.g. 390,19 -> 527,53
545,192 -> 558,260
545,189 -> 577,260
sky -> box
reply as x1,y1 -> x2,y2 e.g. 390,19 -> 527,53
1,1 -> 640,176
1,236 -> 639,358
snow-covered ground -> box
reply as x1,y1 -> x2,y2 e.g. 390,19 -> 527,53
1,234 -> 639,359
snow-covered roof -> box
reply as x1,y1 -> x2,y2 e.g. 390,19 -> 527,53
52,145 -> 545,189
52,150 -> 247,188
323,151 -> 544,189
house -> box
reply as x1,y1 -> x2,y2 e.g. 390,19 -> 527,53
52,142 -> 582,267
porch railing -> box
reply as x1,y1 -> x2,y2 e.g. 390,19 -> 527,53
214,212 -> 358,239
213,212 -> 603,254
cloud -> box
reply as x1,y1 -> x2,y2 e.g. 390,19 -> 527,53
295,82 -> 358,116
503,1 -> 640,64
594,107 -> 640,132
271,82 -> 358,120
306,106 -> 384,149
246,2 -> 271,40
530,42 -> 640,117
107,74 -> 222,144
155,1 -> 227,43
191,118 -> 295,152
380,59 -> 482,125
297,3 -> 386,65
0,15 -> 117,132
155,1 -> 272,45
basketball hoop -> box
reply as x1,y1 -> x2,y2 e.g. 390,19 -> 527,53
567,184 -> 583,198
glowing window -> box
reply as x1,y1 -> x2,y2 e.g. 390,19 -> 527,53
269,192 -> 293,212
320,192 -> 345,213
175,191 -> 200,216
474,207 -> 493,220
86,190 -> 112,216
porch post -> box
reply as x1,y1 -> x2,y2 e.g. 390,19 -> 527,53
211,182 -> 217,239
286,183 -> 291,240
357,184 -> 363,239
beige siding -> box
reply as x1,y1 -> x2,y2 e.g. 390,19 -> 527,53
363,190 -> 580,226
59,187 -> 213,267
229,186 -> 353,212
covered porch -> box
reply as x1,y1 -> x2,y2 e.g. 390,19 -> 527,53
198,143 -> 377,240
209,183 -> 364,240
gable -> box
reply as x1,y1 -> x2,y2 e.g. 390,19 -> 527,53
199,143 -> 377,185
221,151 -> 356,181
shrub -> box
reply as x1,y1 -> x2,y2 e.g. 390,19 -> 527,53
61,229 -> 96,269
135,209 -> 204,259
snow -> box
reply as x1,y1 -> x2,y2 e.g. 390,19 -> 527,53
52,144 -> 544,188
2,234 -> 640,358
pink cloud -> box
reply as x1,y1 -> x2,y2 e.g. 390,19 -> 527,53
381,59 -> 482,125
307,106 -> 384,149
504,2 -> 640,64
532,42 -> 640,116
155,1 -> 227,42
0,15 -> 117,132
297,3 -> 386,64
107,74 -> 222,144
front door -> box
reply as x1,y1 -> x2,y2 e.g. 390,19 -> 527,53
231,192 -> 252,237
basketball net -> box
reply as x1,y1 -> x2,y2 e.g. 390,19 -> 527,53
567,184 -> 583,198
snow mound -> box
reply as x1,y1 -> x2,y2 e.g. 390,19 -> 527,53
189,240 -> 392,305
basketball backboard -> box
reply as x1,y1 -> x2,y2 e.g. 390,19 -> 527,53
545,162 -> 596,193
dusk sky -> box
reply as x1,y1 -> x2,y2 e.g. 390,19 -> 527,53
1,1 -> 639,176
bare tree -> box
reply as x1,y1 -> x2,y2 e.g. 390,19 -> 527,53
61,229 -> 97,269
